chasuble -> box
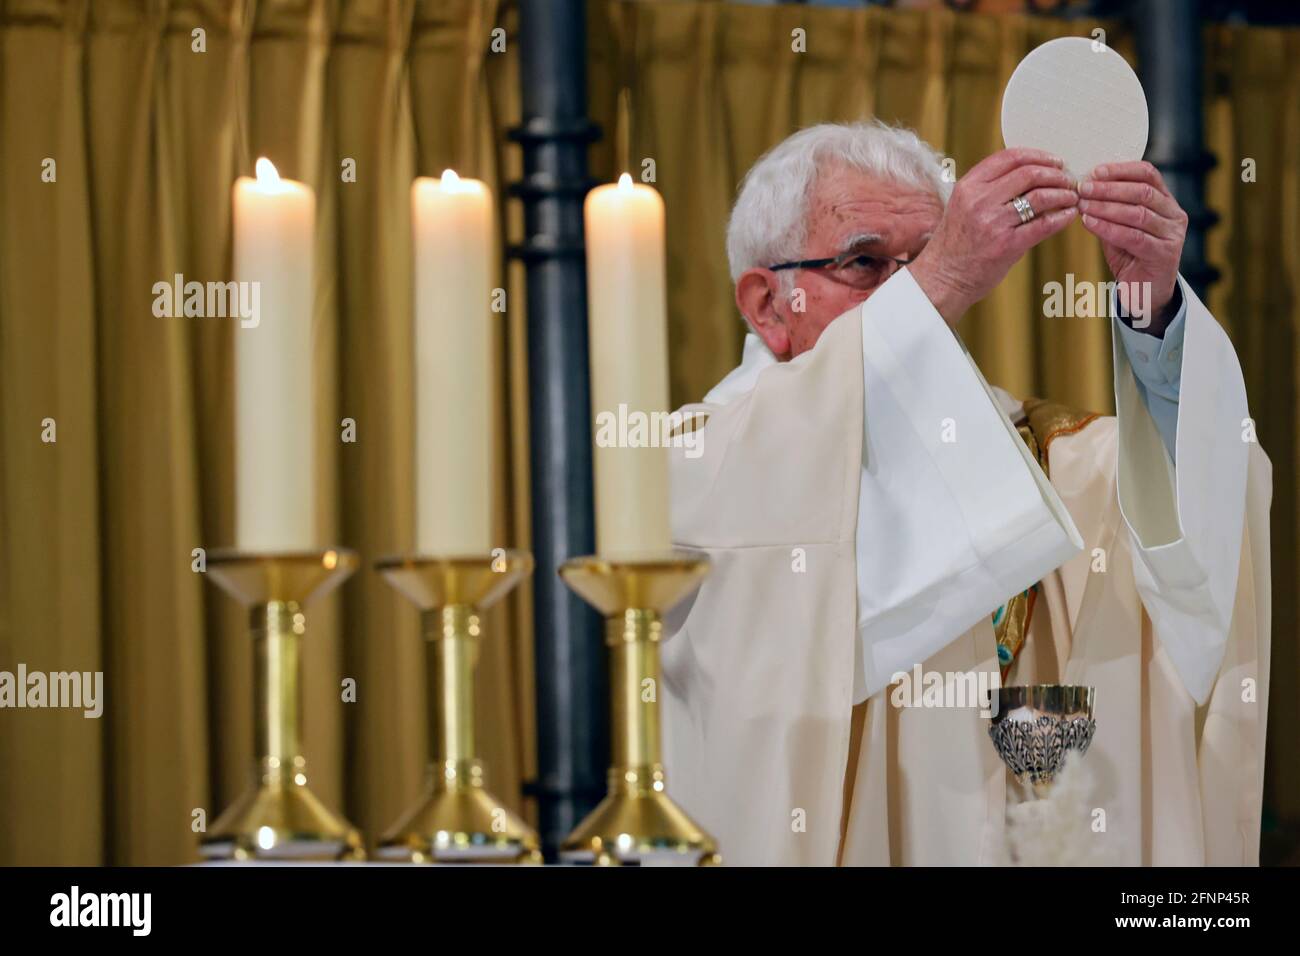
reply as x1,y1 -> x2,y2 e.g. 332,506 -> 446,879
661,268 -> 1271,866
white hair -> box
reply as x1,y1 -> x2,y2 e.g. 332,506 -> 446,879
725,120 -> 953,283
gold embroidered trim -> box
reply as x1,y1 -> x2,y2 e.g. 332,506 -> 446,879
994,585 -> 1037,679
995,397 -> 1100,673
1020,397 -> 1101,478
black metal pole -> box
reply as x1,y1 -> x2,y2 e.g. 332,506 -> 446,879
1134,0 -> 1219,297
508,0 -> 607,859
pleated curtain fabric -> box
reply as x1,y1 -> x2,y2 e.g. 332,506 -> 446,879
0,0 -> 533,865
1,0 -> 1297,864
1203,22 -> 1300,828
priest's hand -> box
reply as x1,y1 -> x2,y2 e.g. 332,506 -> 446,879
1077,161 -> 1187,334
908,147 -> 1079,327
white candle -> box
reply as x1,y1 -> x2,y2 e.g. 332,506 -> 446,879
584,174 -> 672,557
412,170 -> 493,555
233,158 -> 316,551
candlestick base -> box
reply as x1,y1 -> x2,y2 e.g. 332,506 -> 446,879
374,552 -> 541,864
199,767 -> 366,862
199,549 -> 364,862
558,554 -> 721,866
375,758 -> 542,864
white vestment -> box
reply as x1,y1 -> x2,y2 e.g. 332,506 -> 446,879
663,268 -> 1271,865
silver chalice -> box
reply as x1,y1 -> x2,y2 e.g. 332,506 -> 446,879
987,684 -> 1097,791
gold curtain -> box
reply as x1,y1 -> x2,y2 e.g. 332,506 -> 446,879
0,0 -> 534,865
588,1 -> 1299,832
1204,24 -> 1300,826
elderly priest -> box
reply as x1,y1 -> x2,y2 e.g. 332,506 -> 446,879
661,122 -> 1271,866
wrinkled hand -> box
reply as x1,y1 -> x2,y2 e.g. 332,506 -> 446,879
1079,161 -> 1187,332
908,147 -> 1079,327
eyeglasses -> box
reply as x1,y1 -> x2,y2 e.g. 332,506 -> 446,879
768,249 -> 917,291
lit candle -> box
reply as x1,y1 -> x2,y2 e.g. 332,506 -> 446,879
232,158 -> 316,551
411,170 -> 493,555
584,174 -> 672,556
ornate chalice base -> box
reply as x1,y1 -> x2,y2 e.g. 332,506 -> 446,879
558,553 -> 721,867
987,684 -> 1096,791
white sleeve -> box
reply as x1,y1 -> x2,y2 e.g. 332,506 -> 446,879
852,269 -> 1083,703
1112,275 -> 1250,704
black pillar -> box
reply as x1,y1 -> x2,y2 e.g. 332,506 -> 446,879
1135,0 -> 1219,297
508,0 -> 607,859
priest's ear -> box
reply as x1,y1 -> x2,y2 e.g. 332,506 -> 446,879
736,268 -> 792,360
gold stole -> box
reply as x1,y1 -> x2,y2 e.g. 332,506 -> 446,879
993,398 -> 1099,677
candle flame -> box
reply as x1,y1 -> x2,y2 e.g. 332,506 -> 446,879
441,169 -> 461,188
618,172 -> 634,191
255,157 -> 281,186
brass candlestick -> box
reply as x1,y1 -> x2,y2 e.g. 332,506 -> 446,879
374,552 -> 541,864
200,548 -> 364,861
558,553 -> 721,866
